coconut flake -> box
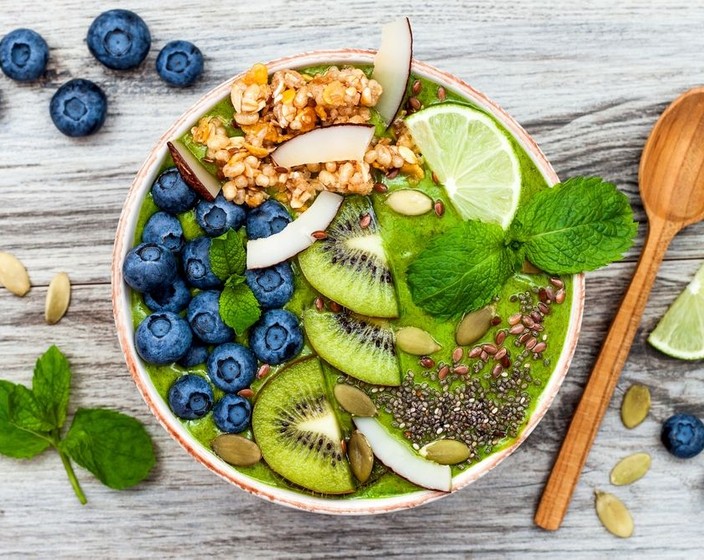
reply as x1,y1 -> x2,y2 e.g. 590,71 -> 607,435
271,125 -> 374,168
372,18 -> 413,125
167,140 -> 221,201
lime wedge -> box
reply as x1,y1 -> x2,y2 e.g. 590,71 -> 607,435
648,262 -> 704,360
405,104 -> 521,228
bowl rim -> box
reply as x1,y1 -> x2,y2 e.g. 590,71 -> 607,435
112,48 -> 585,515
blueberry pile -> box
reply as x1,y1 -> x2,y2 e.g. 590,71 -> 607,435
123,166 -> 304,434
1,9 -> 205,137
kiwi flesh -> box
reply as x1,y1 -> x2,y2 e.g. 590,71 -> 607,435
303,309 -> 401,386
297,196 -> 399,318
251,356 -> 355,494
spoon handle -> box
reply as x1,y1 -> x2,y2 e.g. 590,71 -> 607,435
534,217 -> 676,531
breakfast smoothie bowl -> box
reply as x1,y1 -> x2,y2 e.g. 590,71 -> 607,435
112,19 -> 586,514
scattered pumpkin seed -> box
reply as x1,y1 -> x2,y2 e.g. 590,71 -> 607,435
395,326 -> 441,355
620,384 -> 651,429
45,272 -> 71,325
348,430 -> 373,483
594,490 -> 634,538
211,434 -> 261,467
610,452 -> 651,486
455,305 -> 494,345
0,252 -> 30,296
419,439 -> 470,465
385,189 -> 433,216
333,384 -> 377,417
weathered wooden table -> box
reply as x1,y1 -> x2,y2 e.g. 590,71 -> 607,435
1,1 -> 702,557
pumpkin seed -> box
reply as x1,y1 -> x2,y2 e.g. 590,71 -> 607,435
595,490 -> 634,538
348,430 -> 373,483
395,326 -> 441,355
385,190 -> 433,216
455,305 -> 494,345
333,384 -> 377,417
610,452 -> 651,486
45,272 -> 71,325
620,384 -> 651,429
0,252 -> 30,296
419,439 -> 470,465
211,434 -> 261,467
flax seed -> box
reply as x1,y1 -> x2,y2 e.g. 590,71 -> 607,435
483,344 -> 497,355
452,347 -> 464,363
492,364 -> 503,377
412,79 -> 422,94
420,356 -> 435,368
469,346 -> 482,358
509,324 -> 525,335
495,330 -> 507,346
238,388 -> 254,399
519,332 -> 531,344
538,302 -> 550,315
373,181 -> 388,193
311,230 -> 328,240
314,296 -> 324,311
453,364 -> 470,375
438,365 -> 450,380
500,355 -> 511,368
491,316 -> 502,326
409,96 -> 421,111
257,364 -> 271,379
526,337 -> 537,350
434,200 -> 445,217
359,213 -> 371,229
508,313 -> 522,325
431,171 -> 440,184
531,311 -> 543,323
437,86 -> 446,101
555,288 -> 566,304
539,288 -> 548,303
386,168 -> 399,179
533,342 -> 547,353
275,166 -> 289,173
495,347 -> 507,360
550,277 -> 564,289
329,301 -> 342,313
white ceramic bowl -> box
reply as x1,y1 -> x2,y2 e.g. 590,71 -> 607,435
112,49 -> 585,514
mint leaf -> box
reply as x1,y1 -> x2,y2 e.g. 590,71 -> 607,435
9,384 -> 54,433
219,280 -> 261,334
32,345 -> 71,429
61,408 -> 156,490
209,229 -> 246,281
510,177 -> 637,274
407,221 -> 523,318
0,381 -> 50,459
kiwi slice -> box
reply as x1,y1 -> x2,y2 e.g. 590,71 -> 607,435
298,196 -> 399,318
303,310 -> 401,386
251,357 -> 355,494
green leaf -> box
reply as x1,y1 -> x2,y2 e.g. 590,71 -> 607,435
0,381 -> 51,459
209,229 -> 247,281
32,345 -> 72,429
219,281 -> 261,334
510,177 -> 637,274
9,384 -> 54,433
61,408 -> 156,490
407,221 -> 523,318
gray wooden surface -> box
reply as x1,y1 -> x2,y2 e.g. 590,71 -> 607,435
1,1 -> 703,558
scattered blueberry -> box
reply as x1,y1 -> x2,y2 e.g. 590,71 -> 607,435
144,276 -> 191,313
87,9 -> 151,70
213,394 -> 252,433
182,237 -> 222,289
156,40 -> 204,87
187,290 -> 234,344
207,343 -> 257,393
249,309 -> 303,364
151,166 -> 198,214
123,242 -> 177,293
135,311 -> 192,365
195,194 -> 246,237
168,374 -> 213,420
245,200 -> 291,240
0,28 -> 48,81
49,79 -> 107,137
245,262 -> 294,309
142,211 -> 184,253
661,413 -> 704,459
178,343 -> 209,368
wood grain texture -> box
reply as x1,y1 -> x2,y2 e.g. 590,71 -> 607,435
1,1 -> 704,558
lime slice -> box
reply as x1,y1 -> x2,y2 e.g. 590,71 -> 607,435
405,104 -> 521,228
648,262 -> 704,360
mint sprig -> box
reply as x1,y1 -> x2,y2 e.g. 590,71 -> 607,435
209,229 -> 246,281
0,346 -> 156,504
408,177 -> 637,317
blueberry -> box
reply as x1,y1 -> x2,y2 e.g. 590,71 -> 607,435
123,242 -> 177,293
135,311 -> 192,365
245,262 -> 294,309
182,237 -> 222,289
0,28 -> 48,81
156,40 -> 204,87
178,343 -> 209,368
187,290 -> 234,344
49,79 -> 107,137
144,276 -> 191,313
195,194 -> 246,237
168,374 -> 213,420
661,413 -> 704,459
207,343 -> 257,393
151,166 -> 198,214
87,9 -> 151,70
249,309 -> 303,364
245,200 -> 291,240
142,211 -> 184,253
213,394 -> 252,433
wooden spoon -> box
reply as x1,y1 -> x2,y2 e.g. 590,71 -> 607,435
535,87 -> 704,531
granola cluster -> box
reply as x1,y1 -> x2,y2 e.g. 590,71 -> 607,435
190,63 -> 423,209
